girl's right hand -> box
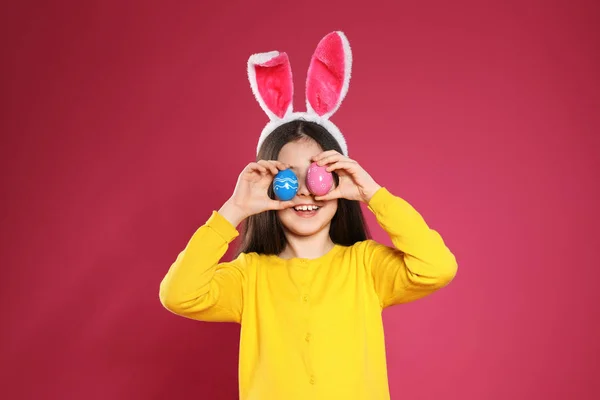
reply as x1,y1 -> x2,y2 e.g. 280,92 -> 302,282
219,160 -> 295,226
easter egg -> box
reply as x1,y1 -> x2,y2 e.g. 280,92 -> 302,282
306,162 -> 333,196
273,169 -> 298,201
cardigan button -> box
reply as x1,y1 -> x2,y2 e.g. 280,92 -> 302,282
309,375 -> 315,385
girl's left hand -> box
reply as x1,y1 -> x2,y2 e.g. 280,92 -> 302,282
312,150 -> 382,203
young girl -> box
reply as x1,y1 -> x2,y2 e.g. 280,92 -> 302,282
159,32 -> 457,400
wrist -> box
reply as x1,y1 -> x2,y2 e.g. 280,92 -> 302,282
362,183 -> 382,203
218,199 -> 248,227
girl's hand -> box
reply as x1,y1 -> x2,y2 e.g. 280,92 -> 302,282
220,161 -> 295,226
312,151 -> 381,203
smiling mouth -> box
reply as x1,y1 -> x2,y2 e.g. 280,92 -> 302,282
292,205 -> 320,218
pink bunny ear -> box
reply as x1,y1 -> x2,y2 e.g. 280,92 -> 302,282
247,51 -> 294,120
305,31 -> 352,119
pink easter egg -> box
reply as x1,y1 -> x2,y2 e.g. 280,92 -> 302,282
306,162 -> 333,196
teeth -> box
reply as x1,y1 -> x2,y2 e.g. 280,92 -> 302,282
295,205 -> 320,211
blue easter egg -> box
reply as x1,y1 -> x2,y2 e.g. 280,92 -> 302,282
273,169 -> 298,201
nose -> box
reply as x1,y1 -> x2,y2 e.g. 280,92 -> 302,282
296,178 -> 311,197
296,171 -> 311,197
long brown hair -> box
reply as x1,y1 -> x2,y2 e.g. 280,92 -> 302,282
235,120 -> 370,256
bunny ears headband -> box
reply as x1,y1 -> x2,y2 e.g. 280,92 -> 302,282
248,31 -> 352,156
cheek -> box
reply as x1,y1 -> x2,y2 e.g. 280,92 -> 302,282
276,209 -> 291,220
322,200 -> 338,215
277,208 -> 298,224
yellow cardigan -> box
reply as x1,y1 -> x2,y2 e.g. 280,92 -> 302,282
159,187 -> 457,400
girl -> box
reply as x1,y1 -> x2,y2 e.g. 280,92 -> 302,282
159,32 -> 457,400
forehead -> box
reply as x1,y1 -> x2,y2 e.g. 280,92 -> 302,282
277,140 -> 322,166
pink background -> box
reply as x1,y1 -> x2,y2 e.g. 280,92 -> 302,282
2,1 -> 599,399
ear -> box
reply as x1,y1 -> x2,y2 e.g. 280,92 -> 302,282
247,51 -> 294,120
305,31 -> 352,119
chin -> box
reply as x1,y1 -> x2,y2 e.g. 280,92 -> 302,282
283,222 -> 328,237
278,203 -> 337,237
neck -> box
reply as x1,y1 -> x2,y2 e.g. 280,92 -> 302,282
279,226 -> 335,260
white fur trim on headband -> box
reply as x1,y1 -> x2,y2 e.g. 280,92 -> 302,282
256,111 -> 348,156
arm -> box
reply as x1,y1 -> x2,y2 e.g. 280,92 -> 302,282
159,209 -> 245,323
365,187 -> 458,308
308,151 -> 457,308
159,160 -> 294,323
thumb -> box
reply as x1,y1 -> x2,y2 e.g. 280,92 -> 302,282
269,200 -> 295,210
314,188 -> 342,202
